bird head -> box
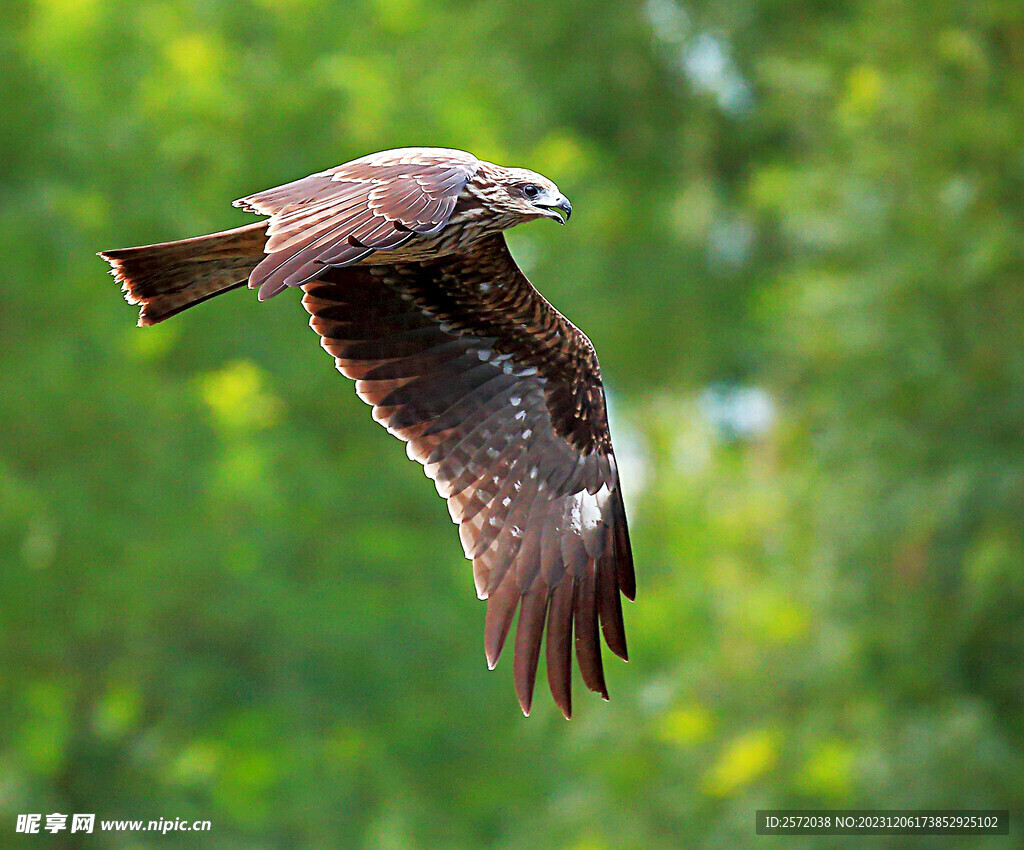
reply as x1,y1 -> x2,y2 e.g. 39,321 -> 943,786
484,165 -> 573,225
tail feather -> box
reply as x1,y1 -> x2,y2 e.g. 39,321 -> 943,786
99,221 -> 268,325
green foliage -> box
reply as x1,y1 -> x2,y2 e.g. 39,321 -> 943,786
2,0 -> 1022,845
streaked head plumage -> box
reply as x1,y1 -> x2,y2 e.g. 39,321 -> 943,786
474,162 -> 573,225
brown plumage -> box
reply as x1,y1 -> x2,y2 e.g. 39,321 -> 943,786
99,147 -> 634,718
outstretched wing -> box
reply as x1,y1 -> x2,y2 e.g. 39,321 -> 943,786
301,234 -> 634,718
235,147 -> 479,300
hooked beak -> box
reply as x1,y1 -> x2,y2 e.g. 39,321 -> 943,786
536,194 -> 572,224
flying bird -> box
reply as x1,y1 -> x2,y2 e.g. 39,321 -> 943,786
100,147 -> 634,718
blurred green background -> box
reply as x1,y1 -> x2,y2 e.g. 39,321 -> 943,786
2,0 -> 1023,846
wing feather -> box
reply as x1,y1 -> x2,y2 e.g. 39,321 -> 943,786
573,558 -> 608,699
484,572 -> 520,669
598,537 -> 629,661
235,148 -> 479,299
513,585 -> 550,716
545,578 -> 576,718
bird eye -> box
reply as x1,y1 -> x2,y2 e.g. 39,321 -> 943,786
522,184 -> 541,200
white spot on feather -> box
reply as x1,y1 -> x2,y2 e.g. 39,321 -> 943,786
586,488 -> 607,531
574,485 -> 610,535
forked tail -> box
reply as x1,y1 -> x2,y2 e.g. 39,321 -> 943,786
99,221 -> 268,326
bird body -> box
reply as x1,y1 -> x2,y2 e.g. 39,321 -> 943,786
100,147 -> 633,718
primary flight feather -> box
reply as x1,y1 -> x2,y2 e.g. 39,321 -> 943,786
99,147 -> 634,718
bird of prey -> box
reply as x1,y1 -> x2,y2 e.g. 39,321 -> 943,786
100,147 -> 634,718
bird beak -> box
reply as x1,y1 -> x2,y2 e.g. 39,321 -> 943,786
536,195 -> 572,224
